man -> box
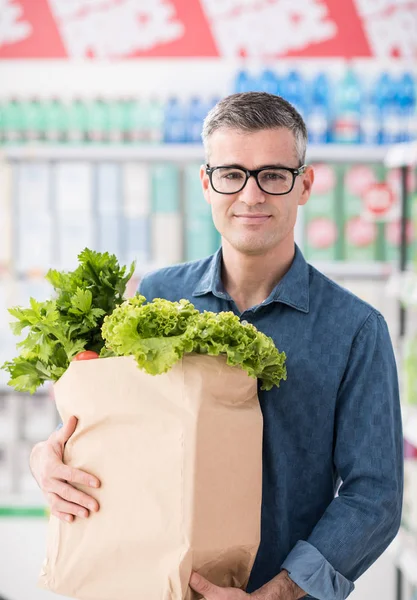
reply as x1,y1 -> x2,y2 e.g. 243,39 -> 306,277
30,92 -> 403,600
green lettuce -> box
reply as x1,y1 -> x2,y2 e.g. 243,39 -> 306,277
2,249 -> 135,394
102,296 -> 287,391
101,295 -> 198,375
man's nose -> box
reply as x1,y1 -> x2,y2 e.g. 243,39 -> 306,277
238,175 -> 266,205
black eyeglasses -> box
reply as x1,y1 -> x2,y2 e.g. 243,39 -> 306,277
205,164 -> 307,196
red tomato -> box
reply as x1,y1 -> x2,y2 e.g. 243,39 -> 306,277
73,351 -> 99,361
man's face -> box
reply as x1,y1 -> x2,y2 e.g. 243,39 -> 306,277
201,127 -> 313,256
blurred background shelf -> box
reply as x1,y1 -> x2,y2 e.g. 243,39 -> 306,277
1,143 -> 391,163
389,528 -> 417,588
403,405 -> 417,450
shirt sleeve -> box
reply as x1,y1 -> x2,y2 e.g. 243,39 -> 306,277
137,274 -> 154,301
281,311 -> 403,600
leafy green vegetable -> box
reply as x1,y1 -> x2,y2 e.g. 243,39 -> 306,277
2,249 -> 135,394
102,296 -> 286,391
188,310 -> 287,391
101,295 -> 198,375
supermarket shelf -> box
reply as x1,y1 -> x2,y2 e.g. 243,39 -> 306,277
385,141 -> 417,168
307,144 -> 390,164
386,271 -> 417,306
310,261 -> 393,279
403,404 -> 417,449
1,144 -> 206,163
0,143 -> 391,163
389,527 -> 417,587
0,505 -> 47,518
0,491 -> 48,518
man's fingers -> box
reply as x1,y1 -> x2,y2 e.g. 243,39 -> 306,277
56,463 -> 100,489
48,493 -> 92,519
190,572 -> 220,598
51,510 -> 74,523
57,416 -> 78,445
49,480 -> 100,513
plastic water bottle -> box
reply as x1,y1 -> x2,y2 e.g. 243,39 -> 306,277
186,96 -> 207,143
234,69 -> 256,94
87,97 -> 109,143
125,97 -> 146,143
20,98 -> 45,142
131,97 -> 164,144
44,97 -> 65,143
332,68 -> 362,144
163,97 -> 186,144
361,78 -> 381,145
397,72 -> 416,142
66,98 -> 88,144
281,69 -> 306,116
208,96 -> 220,111
307,72 -> 331,144
258,69 -> 280,95
377,72 -> 400,145
0,100 -> 3,143
3,97 -> 23,143
107,97 -> 126,144
147,97 -> 164,144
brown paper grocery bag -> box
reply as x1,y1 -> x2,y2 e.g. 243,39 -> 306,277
38,354 -> 263,600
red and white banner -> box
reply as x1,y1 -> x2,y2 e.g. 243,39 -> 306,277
0,0 -> 416,59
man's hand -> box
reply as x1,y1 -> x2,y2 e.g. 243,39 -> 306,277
189,570 -> 306,600
189,572 -> 249,599
30,415 -> 101,523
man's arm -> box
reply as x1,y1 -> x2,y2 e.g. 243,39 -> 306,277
280,311 -> 403,600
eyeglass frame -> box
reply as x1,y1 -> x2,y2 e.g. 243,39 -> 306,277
205,163 -> 308,196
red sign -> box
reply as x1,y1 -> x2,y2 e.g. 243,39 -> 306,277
346,217 -> 377,246
362,182 -> 396,217
307,217 -> 338,249
1,0 -> 416,59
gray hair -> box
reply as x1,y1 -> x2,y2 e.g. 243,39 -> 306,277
202,92 -> 308,165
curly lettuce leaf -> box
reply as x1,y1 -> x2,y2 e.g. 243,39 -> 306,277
189,310 -> 286,391
102,296 -> 286,390
102,296 -> 197,374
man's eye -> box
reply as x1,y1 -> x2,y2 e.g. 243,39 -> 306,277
262,171 -> 285,181
223,171 -> 244,180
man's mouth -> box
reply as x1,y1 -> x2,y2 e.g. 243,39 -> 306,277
234,214 -> 271,223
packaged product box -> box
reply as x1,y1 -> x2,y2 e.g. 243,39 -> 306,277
342,164 -> 388,262
151,164 -> 182,265
97,163 -> 122,259
185,165 -> 219,261
0,161 -> 12,274
38,355 -> 263,600
303,163 -> 342,262
16,162 -> 52,275
123,163 -> 151,266
56,163 -> 94,270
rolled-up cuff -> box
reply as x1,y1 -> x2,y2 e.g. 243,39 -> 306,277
281,541 -> 354,600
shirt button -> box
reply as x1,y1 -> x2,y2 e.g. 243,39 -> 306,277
241,320 -> 248,325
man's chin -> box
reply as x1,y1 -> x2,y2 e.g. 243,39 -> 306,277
230,239 -> 276,256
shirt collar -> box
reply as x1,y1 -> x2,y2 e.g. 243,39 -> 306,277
192,244 -> 310,313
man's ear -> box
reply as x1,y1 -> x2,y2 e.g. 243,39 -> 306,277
299,165 -> 314,207
200,164 -> 211,205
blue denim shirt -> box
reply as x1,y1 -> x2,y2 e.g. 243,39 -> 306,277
138,244 -> 403,600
